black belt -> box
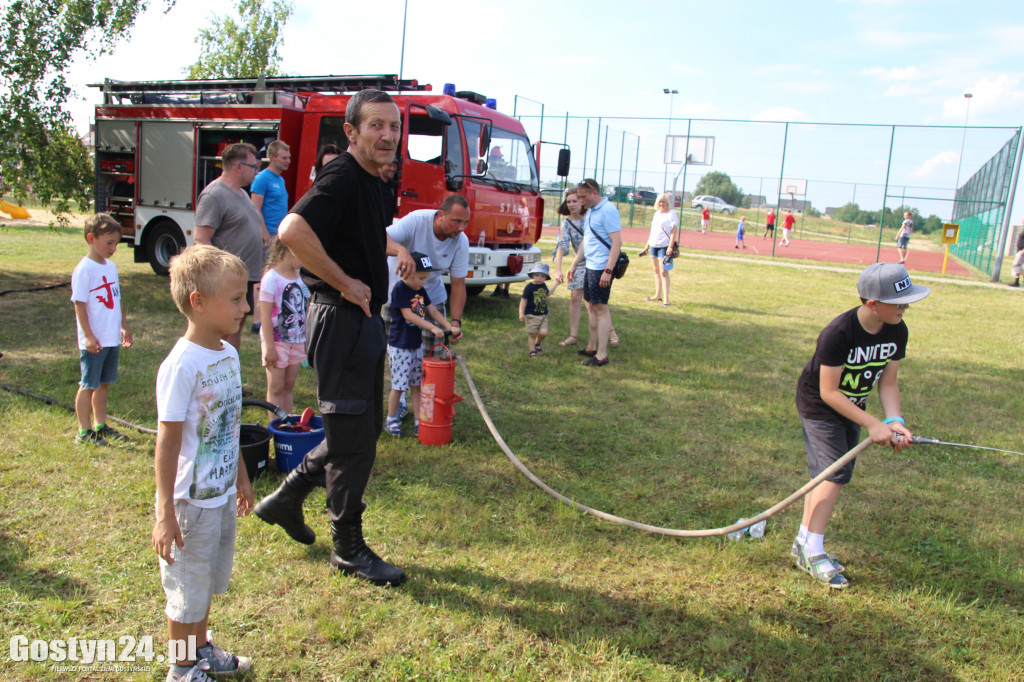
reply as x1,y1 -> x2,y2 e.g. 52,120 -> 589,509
311,289 -> 381,317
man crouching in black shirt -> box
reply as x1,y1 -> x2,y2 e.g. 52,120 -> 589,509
254,89 -> 415,587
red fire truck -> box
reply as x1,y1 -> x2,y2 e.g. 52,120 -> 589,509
92,74 -> 560,293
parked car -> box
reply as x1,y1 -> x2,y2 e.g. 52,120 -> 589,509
691,195 -> 737,214
604,185 -> 632,202
628,189 -> 658,205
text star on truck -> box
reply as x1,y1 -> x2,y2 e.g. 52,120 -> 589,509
91,74 -> 565,293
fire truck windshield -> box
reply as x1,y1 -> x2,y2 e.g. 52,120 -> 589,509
464,121 -> 538,193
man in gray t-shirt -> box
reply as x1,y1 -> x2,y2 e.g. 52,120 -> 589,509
386,194 -> 470,346
194,142 -> 264,349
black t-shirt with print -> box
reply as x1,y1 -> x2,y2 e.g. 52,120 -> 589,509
290,152 -> 389,304
796,307 -> 908,423
521,282 -> 550,316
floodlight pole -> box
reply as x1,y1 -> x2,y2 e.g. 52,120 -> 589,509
398,0 -> 409,84
876,125 -> 896,263
772,122 -> 790,258
662,88 -> 677,193
951,93 -> 973,222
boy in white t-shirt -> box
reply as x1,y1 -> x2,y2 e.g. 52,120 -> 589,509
153,245 -> 255,681
70,213 -> 133,446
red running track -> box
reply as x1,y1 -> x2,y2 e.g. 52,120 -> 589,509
541,224 -> 973,277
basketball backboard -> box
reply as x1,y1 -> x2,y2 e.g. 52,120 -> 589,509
779,178 -> 807,195
664,135 -> 714,166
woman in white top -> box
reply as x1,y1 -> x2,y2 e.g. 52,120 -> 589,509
645,193 -> 677,307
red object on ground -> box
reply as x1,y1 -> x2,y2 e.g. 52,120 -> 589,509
419,346 -> 462,446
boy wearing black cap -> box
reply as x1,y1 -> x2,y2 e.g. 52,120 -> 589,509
385,252 -> 454,437
792,262 -> 931,589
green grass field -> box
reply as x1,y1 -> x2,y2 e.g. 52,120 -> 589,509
1,221 -> 1022,681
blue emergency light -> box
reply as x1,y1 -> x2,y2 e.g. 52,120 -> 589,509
443,83 -> 456,96
485,98 -> 497,109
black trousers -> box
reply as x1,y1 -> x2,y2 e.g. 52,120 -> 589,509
294,297 -> 384,525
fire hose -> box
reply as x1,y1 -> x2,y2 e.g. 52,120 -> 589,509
455,356 -> 1023,538
3,368 -> 1022,539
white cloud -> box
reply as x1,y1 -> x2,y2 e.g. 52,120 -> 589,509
909,150 -> 959,178
940,75 -> 1024,122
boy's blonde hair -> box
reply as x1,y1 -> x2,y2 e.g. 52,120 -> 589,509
169,245 -> 248,315
84,213 -> 123,240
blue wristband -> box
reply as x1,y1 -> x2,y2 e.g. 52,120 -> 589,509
882,416 -> 905,425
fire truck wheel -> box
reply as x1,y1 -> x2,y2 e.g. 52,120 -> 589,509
146,221 -> 186,276
465,286 -> 485,297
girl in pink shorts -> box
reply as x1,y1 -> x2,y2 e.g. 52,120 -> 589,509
259,239 -> 310,419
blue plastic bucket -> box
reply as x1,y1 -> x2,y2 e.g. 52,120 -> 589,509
268,416 -> 325,473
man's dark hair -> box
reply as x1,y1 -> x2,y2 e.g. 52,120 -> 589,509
346,89 -> 396,130
578,178 -> 601,194
440,194 -> 469,213
222,142 -> 258,168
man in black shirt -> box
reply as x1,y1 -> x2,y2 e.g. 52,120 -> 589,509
254,89 -> 415,587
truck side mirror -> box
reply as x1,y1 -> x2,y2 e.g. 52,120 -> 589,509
424,105 -> 452,125
556,148 -> 571,177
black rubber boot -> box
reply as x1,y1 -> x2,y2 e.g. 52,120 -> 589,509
330,520 -> 406,586
253,471 -> 317,545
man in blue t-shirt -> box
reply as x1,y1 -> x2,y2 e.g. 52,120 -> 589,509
250,140 -> 291,243
568,178 -> 621,367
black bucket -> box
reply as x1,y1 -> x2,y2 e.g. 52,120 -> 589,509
240,423 -> 272,481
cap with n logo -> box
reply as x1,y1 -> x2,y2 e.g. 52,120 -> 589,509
857,262 -> 931,304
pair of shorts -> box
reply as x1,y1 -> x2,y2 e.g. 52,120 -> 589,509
701,218 -> 710,227
387,345 -> 422,392
582,268 -> 612,305
1011,250 -> 1024,277
160,500 -> 236,623
263,340 -> 305,369
897,235 -> 910,249
650,246 -> 668,258
79,346 -> 119,389
524,314 -> 548,335
801,417 -> 861,485
765,224 -> 775,232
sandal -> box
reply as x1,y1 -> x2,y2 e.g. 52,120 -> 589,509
802,548 -> 848,589
558,336 -> 578,347
577,348 -> 597,357
528,350 -> 540,359
609,330 -> 620,346
646,296 -> 661,302
791,541 -> 844,573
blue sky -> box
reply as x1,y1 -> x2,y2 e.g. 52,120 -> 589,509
67,0 -> 1024,222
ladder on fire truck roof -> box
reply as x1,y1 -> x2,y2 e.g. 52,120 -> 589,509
91,74 -> 428,105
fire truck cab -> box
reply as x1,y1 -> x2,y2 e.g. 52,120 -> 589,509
92,75 -> 553,292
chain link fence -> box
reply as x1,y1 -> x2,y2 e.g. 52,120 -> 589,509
514,100 -> 1022,277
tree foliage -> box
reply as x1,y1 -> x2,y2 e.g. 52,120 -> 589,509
0,0 -> 172,217
693,171 -> 745,207
832,202 -> 942,233
186,0 -> 293,79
